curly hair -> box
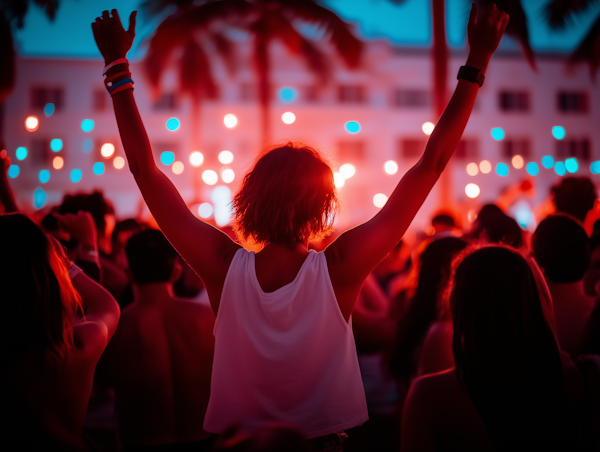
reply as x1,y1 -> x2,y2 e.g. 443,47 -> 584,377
232,143 -> 338,249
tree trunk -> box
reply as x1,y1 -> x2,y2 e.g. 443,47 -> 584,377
432,0 -> 452,210
254,27 -> 271,150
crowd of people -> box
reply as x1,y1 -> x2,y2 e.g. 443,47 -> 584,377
1,4 -> 600,451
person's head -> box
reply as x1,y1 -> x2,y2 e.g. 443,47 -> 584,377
472,204 -> 522,248
125,229 -> 179,285
232,142 -> 338,249
533,215 -> 590,284
552,176 -> 597,222
0,213 -> 81,371
431,213 -> 456,234
58,191 -> 115,238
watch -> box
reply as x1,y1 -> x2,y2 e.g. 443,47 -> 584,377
457,65 -> 485,87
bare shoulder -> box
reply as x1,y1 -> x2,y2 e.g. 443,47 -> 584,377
72,320 -> 109,361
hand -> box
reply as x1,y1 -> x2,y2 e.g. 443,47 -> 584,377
54,211 -> 98,248
92,9 -> 137,65
467,3 -> 509,65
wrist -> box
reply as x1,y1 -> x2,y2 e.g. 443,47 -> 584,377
465,53 -> 489,74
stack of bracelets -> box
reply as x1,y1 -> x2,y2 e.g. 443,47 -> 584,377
103,58 -> 134,96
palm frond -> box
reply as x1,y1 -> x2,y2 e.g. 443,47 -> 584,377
32,0 -> 59,21
544,0 -> 599,30
178,38 -> 219,101
210,31 -> 238,77
0,12 -> 15,101
568,12 -> 600,79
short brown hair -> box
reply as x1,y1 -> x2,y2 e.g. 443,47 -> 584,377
232,143 -> 338,248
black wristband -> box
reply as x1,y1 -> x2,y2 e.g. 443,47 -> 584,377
457,66 -> 485,87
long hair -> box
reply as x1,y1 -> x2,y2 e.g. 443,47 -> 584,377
232,142 -> 338,249
0,214 -> 81,372
450,245 -> 568,450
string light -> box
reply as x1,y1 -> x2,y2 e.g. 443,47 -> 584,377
25,116 -> 39,132
218,150 -> 234,164
190,151 -> 204,167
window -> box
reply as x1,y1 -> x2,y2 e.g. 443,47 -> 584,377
153,93 -> 179,111
93,89 -> 109,112
240,83 -> 256,102
393,89 -> 430,108
499,90 -> 530,112
454,139 -> 479,159
556,138 -> 591,161
31,87 -> 64,111
302,85 -> 320,103
338,85 -> 366,104
399,138 -> 426,159
337,141 -> 365,162
557,91 -> 588,113
502,139 -> 531,158
30,139 -> 53,165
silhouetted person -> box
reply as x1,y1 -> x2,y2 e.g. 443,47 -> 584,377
471,204 -> 523,248
552,176 -> 597,223
97,229 -> 215,451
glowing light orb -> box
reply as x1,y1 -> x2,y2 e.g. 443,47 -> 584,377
218,150 -> 234,164
53,156 -> 64,169
491,128 -> 505,141
38,170 -> 50,183
93,162 -> 105,175
166,117 -> 180,131
511,155 -> 524,169
279,87 -> 297,103
25,116 -> 39,131
160,151 -> 175,166
554,161 -> 566,176
82,139 -> 93,153
0,149 -> 5,159
50,139 -> 63,152
81,119 -> 94,132
542,155 -> 554,169
16,147 -> 28,160
515,207 -> 533,228
190,151 -> 204,167
282,112 -> 296,124
345,121 -> 360,134
496,163 -> 509,177
526,162 -> 539,176
70,169 -> 82,183
373,193 -> 388,208
198,203 -> 213,219
591,161 -> 600,174
221,168 -> 235,183
101,143 -> 115,158
384,160 -> 398,175
224,114 -> 238,128
172,161 -> 184,174
479,160 -> 492,174
202,169 -> 218,185
565,157 -> 578,173
466,162 -> 479,176
33,187 -> 47,209
8,165 -> 19,178
44,103 -> 55,117
465,183 -> 480,198
334,172 -> 345,188
211,186 -> 233,226
552,126 -> 565,140
422,122 -> 435,135
340,163 -> 356,179
113,156 -> 125,169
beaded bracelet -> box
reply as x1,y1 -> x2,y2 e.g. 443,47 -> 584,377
103,58 -> 129,75
108,77 -> 134,94
110,83 -> 134,96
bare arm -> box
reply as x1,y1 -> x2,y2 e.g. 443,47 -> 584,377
91,10 -> 240,314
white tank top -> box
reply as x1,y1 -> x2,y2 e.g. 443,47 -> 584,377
203,248 -> 368,438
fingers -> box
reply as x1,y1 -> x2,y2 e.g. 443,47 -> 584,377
467,3 -> 477,33
128,11 -> 137,37
499,12 -> 510,34
102,10 -> 110,20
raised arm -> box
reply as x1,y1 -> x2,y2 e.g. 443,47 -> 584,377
326,4 -> 509,314
91,10 -> 240,313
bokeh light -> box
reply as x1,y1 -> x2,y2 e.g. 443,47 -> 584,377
202,169 -> 218,185
218,150 -> 234,164
282,112 -> 296,124
340,163 -> 356,179
8,165 -> 19,178
172,161 -> 184,174
198,203 -> 213,219
279,87 -> 297,103
334,172 -> 345,188
113,156 -> 125,169
554,161 -> 566,176
33,187 -> 47,209
101,143 -> 115,158
542,155 -> 554,168
565,157 -> 578,173
466,162 -> 479,176
345,121 -> 360,134
0,149 -> 6,159
552,126 -> 565,140
491,127 -> 505,141
16,147 -> 28,160
591,161 -> 600,174
160,151 -> 175,166
25,116 -> 39,131
211,186 -> 233,226
496,163 -> 509,176
38,169 -> 50,183
50,138 -> 63,152
93,162 -> 105,175
190,151 -> 204,167
166,117 -> 180,131
479,160 -> 492,174
53,156 -> 64,169
526,162 -> 539,176
465,183 -> 480,198
511,155 -> 524,169
224,114 -> 238,128
373,193 -> 388,208
82,139 -> 93,153
384,160 -> 398,175
221,168 -> 235,183
515,206 -> 533,229
70,169 -> 82,183
81,119 -> 94,132
44,103 -> 55,117
422,122 -> 435,135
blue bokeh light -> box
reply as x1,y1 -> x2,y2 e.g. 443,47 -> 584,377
70,168 -> 82,182
82,139 -> 93,153
554,161 -> 566,176
44,103 -> 55,117
496,163 -> 509,176
81,119 -> 94,132
50,138 -> 63,152
93,162 -> 105,175
8,165 -> 19,178
591,161 -> 600,174
345,121 -> 361,134
552,126 -> 566,140
279,87 -> 297,103
33,187 -> 47,209
526,162 -> 539,176
541,155 -> 554,168
160,151 -> 175,165
515,207 -> 533,229
15,147 -> 27,160
491,128 -> 505,141
565,157 -> 578,173
38,169 -> 50,183
166,118 -> 180,131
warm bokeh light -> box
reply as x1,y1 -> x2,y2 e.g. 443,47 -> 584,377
53,156 -> 64,169
100,143 -> 115,158
224,114 -> 238,128
479,160 -> 492,174
466,162 -> 479,176
25,116 -> 39,132
384,160 -> 398,175
282,112 -> 296,124
0,149 -> 6,159
422,122 -> 435,135
333,172 -> 345,188
113,156 -> 125,169
198,203 -> 213,219
511,155 -> 524,169
172,161 -> 184,174
202,169 -> 218,185
218,150 -> 234,164
465,183 -> 480,198
339,163 -> 356,179
222,168 -> 235,183
373,193 -> 388,208
190,151 -> 204,167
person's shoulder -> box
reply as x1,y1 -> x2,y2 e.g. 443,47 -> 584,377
412,368 -> 457,396
72,320 -> 109,361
